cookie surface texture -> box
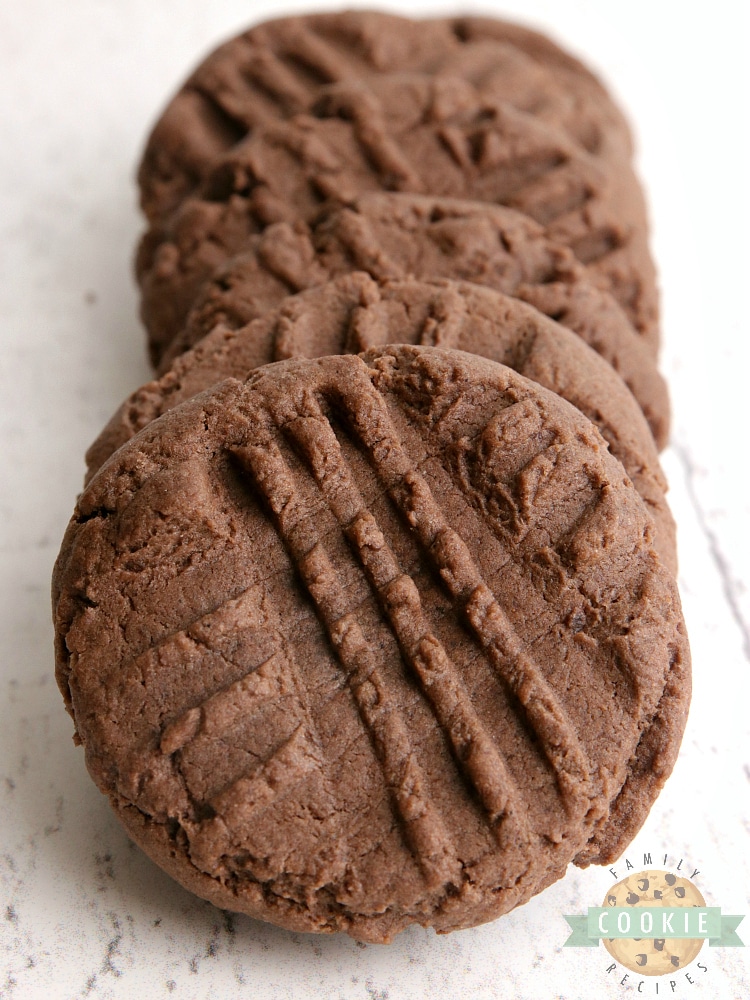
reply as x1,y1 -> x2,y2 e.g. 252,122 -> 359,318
88,274 -> 675,572
54,346 -> 688,942
142,192 -> 667,446
138,69 -> 656,367
138,11 -> 632,223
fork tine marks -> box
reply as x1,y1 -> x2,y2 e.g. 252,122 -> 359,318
284,406 -> 533,840
186,721 -> 323,873
463,583 -> 590,812
242,46 -> 312,112
209,722 -> 320,820
406,499 -> 591,818
159,650 -> 288,755
231,435 -> 461,887
277,23 -> 357,85
328,375 -> 593,817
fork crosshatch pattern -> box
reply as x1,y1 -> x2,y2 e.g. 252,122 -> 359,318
53,348 -> 689,942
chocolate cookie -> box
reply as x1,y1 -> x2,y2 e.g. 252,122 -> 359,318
138,11 -> 633,223
87,273 -> 675,571
138,71 -> 657,368
448,16 -> 622,93
54,345 -> 689,942
143,192 -> 667,446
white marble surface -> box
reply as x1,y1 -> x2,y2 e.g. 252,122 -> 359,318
1,1 -> 748,997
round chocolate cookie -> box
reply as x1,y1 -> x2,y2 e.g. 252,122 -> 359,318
54,345 -> 689,941
138,11 -> 633,223
144,192 -> 667,446
88,273 -> 676,573
138,71 -> 656,368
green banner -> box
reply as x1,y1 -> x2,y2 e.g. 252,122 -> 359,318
563,914 -> 598,948
710,915 -> 745,948
563,908 -> 744,947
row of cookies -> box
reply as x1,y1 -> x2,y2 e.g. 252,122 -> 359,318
136,13 -> 665,430
53,12 -> 690,944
